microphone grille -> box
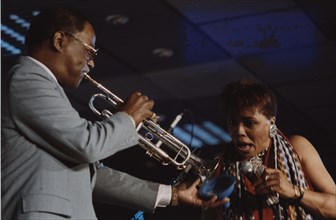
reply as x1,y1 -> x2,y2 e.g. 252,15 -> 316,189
240,160 -> 265,177
240,161 -> 253,174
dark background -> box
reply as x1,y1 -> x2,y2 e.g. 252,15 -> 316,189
2,1 -> 335,219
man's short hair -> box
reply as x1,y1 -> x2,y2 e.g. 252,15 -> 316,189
25,7 -> 89,51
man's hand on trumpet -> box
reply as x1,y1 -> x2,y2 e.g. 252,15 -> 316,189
117,91 -> 157,126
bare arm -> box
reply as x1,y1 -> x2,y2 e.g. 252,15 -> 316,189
254,135 -> 335,218
289,135 -> 336,219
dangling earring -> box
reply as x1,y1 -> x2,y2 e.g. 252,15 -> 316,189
269,124 -> 277,138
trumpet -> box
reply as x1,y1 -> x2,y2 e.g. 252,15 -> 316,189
83,73 -> 219,184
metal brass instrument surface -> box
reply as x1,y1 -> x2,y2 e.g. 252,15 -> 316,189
83,73 -> 219,183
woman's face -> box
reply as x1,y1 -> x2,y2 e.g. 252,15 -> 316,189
227,107 -> 273,160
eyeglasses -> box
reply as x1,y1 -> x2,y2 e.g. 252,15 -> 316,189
65,32 -> 98,61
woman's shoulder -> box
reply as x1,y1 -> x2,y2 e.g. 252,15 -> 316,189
287,135 -> 318,160
287,135 -> 310,145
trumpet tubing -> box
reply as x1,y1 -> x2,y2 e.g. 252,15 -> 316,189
83,73 -> 219,183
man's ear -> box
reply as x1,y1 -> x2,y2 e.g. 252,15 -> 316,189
52,31 -> 66,52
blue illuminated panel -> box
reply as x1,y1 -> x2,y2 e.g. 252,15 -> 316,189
1,11 -> 39,56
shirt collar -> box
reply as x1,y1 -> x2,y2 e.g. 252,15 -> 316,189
26,56 -> 58,83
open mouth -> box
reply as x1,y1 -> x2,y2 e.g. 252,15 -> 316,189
235,141 -> 254,154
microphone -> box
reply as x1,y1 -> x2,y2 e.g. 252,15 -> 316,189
168,112 -> 184,131
240,160 -> 279,206
155,112 -> 184,147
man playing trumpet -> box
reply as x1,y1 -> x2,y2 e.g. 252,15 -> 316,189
1,6 -> 228,220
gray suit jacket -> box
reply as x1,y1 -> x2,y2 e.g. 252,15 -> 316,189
1,56 -> 160,220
